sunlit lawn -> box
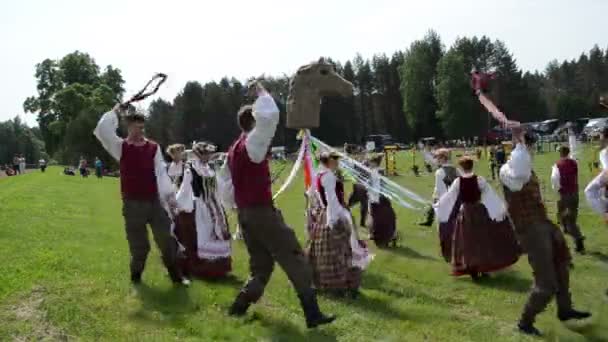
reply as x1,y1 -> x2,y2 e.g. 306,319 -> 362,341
0,145 -> 607,341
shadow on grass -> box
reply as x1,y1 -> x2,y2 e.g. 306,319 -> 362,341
197,274 -> 243,288
474,271 -> 532,293
387,246 -> 438,262
255,313 -> 337,342
361,272 -> 445,306
589,251 -> 608,264
563,321 -> 608,342
129,284 -> 195,328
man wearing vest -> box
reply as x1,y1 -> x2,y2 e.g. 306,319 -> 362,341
551,146 -> 585,254
94,104 -> 187,286
432,149 -> 461,261
224,82 -> 335,328
500,128 -> 590,336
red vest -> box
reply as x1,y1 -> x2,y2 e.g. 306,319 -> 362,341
556,158 -> 578,195
459,176 -> 481,203
227,134 -> 272,208
317,171 -> 346,207
120,140 -> 158,200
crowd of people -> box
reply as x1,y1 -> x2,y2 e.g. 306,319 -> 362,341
89,81 -> 604,336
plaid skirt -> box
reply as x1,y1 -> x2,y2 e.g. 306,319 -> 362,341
307,210 -> 361,290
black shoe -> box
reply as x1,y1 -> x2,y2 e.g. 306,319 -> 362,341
575,239 -> 586,255
418,221 -> 433,227
558,309 -> 591,322
298,290 -> 336,328
131,272 -> 142,285
168,267 -> 190,286
347,289 -> 360,299
517,322 -> 542,336
228,292 -> 252,317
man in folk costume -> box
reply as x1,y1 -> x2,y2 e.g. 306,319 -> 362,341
433,148 -> 461,261
308,152 -> 373,298
347,182 -> 369,228
500,128 -> 590,336
551,145 -> 585,254
419,148 -> 440,227
174,142 -> 231,279
221,82 -> 335,328
367,155 -> 397,248
435,156 -> 520,281
94,104 -> 187,286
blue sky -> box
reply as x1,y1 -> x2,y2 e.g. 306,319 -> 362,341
1,0 -> 607,126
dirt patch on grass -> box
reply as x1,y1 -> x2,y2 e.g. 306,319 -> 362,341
6,286 -> 69,341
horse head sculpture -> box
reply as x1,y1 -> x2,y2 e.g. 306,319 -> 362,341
287,58 -> 354,129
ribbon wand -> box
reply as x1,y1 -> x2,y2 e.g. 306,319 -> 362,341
119,73 -> 168,111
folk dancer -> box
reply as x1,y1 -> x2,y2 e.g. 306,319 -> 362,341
166,144 -> 186,189
94,104 -> 187,285
583,169 -> 608,299
308,152 -> 373,297
435,156 -> 520,280
433,149 -> 461,261
500,129 -> 590,336
367,155 -> 397,247
347,182 -> 369,228
174,142 -> 231,279
220,82 -> 335,328
551,146 -> 585,254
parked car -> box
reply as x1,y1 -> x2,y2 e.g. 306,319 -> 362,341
364,134 -> 395,152
582,118 -> 608,139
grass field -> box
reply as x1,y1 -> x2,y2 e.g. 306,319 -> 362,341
1,146 -> 607,341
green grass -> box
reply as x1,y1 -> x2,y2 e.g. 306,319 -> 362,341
0,146 -> 607,341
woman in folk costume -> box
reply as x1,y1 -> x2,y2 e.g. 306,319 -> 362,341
166,144 -> 186,189
367,155 -> 397,248
435,157 -> 520,280
174,141 -> 231,279
433,148 -> 461,262
308,151 -> 373,297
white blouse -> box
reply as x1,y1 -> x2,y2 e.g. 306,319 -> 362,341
216,93 -> 279,210
434,174 -> 507,223
168,161 -> 184,180
499,143 -> 532,192
585,172 -> 608,215
319,167 -> 351,228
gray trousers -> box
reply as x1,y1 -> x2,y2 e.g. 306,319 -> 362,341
122,199 -> 178,274
557,192 -> 584,241
517,221 -> 572,325
237,206 -> 313,302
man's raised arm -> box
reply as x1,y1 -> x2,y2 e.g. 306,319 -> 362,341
93,105 -> 124,161
245,88 -> 280,164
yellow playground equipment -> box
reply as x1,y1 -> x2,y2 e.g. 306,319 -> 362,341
384,145 -> 398,176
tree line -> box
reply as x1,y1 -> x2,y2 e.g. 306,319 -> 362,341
19,31 -> 608,167
0,117 -> 45,166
